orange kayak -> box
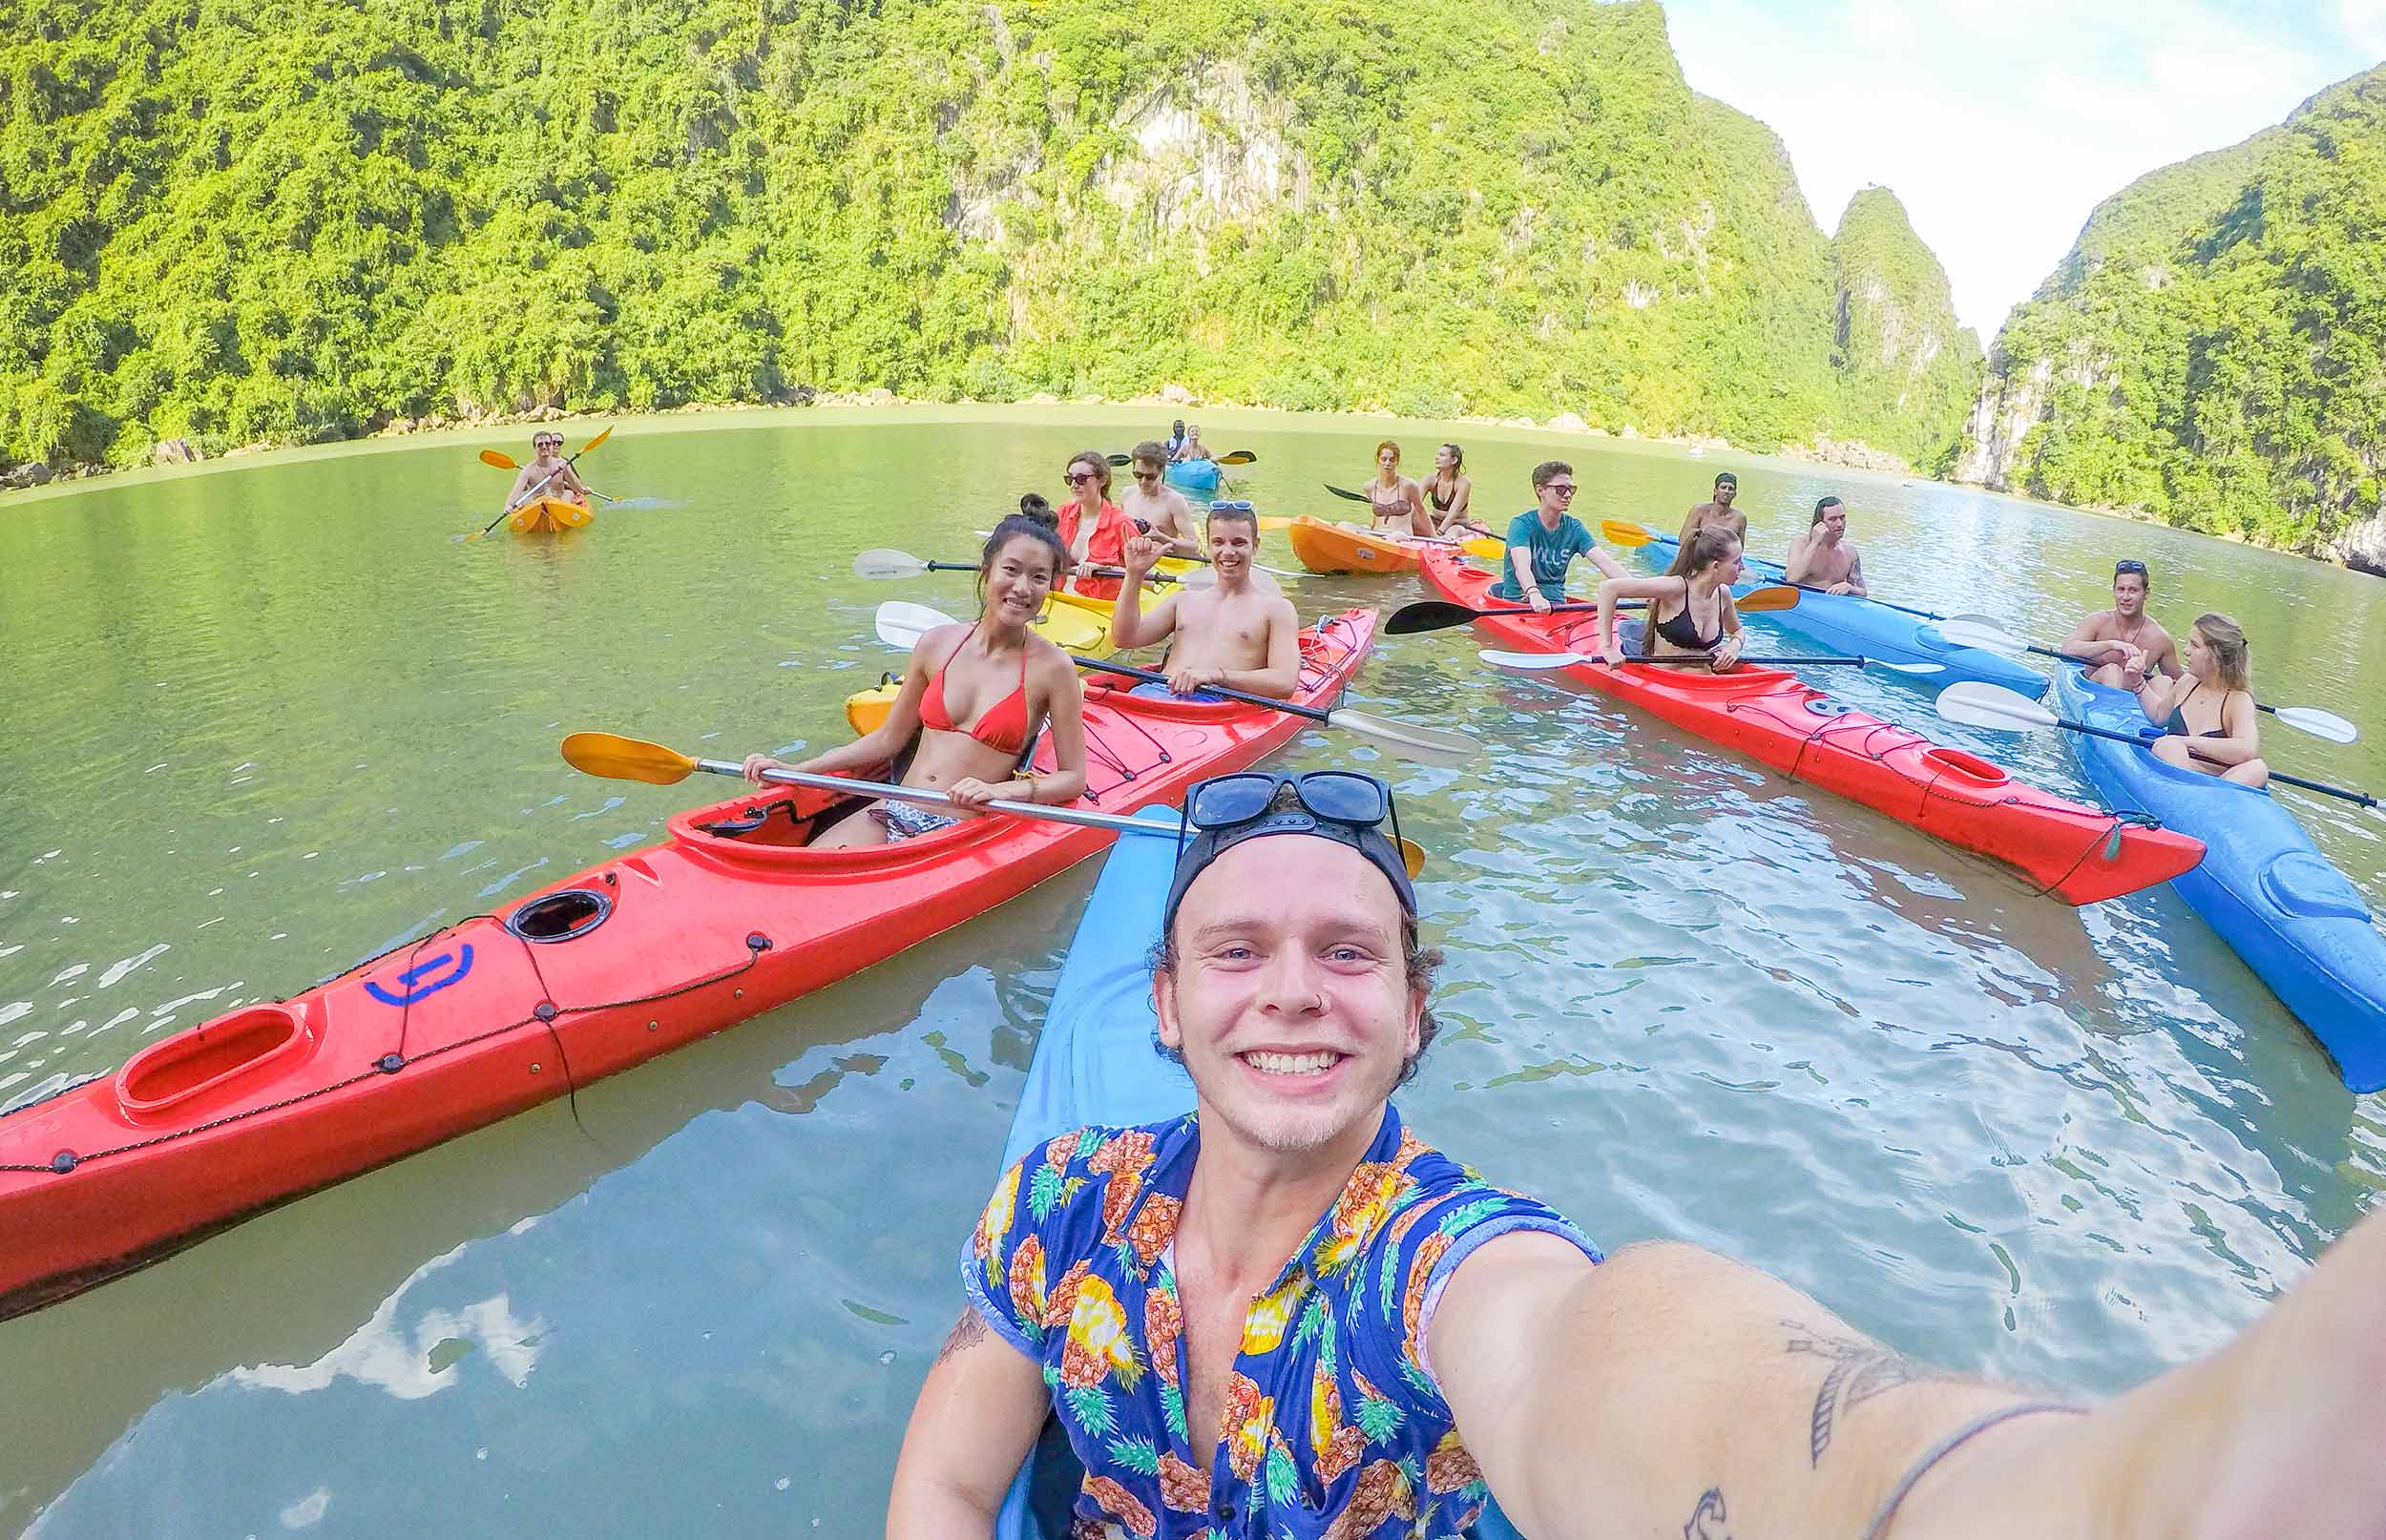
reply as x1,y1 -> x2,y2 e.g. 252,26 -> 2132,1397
1287,516 -> 1423,574
0,610 -> 1379,1317
510,496 -> 593,533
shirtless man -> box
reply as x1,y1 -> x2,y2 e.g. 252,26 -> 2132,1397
1784,494 -> 1867,596
1112,507 -> 1298,698
2059,559 -> 2180,688
500,430 -> 592,514
1677,470 -> 1747,546
1120,440 -> 1201,554
1173,422 -> 1214,463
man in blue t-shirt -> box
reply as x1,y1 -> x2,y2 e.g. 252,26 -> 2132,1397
1486,459 -> 1627,612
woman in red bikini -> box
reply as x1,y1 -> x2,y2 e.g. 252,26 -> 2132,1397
742,516 -> 1091,847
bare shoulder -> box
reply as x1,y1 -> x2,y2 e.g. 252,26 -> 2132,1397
1024,633 -> 1081,688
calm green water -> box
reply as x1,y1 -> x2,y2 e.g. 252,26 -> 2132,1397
2,407 -> 2381,1533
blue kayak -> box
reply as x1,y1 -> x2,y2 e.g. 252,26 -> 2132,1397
1164,457 -> 1221,491
989,810 -> 1528,1537
2053,666 -> 2386,1092
1633,531 -> 2048,698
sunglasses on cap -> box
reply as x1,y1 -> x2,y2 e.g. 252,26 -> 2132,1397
2115,560 -> 2148,577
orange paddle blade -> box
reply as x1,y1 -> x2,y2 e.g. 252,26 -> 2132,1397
480,449 -> 520,469
1735,585 -> 1799,612
1600,519 -> 1658,548
561,732 -> 698,785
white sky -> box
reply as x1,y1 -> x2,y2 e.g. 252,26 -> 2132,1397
1662,0 -> 2386,341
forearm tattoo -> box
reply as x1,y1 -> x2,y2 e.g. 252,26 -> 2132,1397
1683,1487 -> 1733,1539
1784,1321 -> 1936,1466
933,1307 -> 988,1370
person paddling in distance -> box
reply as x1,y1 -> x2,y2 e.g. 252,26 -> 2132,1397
1364,440 -> 1434,538
1113,506 -> 1300,699
1490,459 -> 1627,614
2126,612 -> 2270,788
1595,526 -> 1747,671
1163,418 -> 1190,459
741,516 -> 1088,848
1173,422 -> 1214,463
1423,442 -> 1487,537
1677,469 -> 1748,546
2060,558 -> 2179,688
1057,450 -> 1135,602
889,769 -> 2386,1539
1122,440 -> 1203,555
1784,494 -> 1868,596
500,429 -> 592,515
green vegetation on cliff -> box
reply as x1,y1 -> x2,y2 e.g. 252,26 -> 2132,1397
1827,188 -> 1982,474
1967,67 -> 2386,551
2,0 -> 1970,472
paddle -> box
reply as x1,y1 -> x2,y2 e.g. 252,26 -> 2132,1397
860,547 -> 1209,590
478,448 -> 620,503
1933,620 -> 2360,745
468,427 -> 612,541
1384,585 -> 1801,636
1105,449 -> 1258,467
1935,683 -> 2381,811
1480,649 -> 1946,677
1597,518 -> 1974,625
872,604 -> 1478,767
559,731 -> 1426,875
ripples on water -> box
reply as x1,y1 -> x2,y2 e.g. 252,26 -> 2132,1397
0,412 -> 2378,1532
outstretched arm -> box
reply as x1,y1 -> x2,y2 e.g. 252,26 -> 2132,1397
887,1307 -> 1051,1539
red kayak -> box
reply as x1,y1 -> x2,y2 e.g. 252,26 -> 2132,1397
1418,549 -> 2202,903
0,610 -> 1378,1317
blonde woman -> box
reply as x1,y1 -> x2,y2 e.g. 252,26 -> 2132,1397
2125,613 -> 2270,788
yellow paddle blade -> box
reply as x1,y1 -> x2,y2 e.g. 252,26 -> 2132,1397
481,449 -> 520,470
1396,837 -> 1426,880
560,731 -> 698,785
1735,584 -> 1800,613
1460,535 -> 1503,561
1600,519 -> 1657,549
1258,516 -> 1295,531
577,426 -> 613,457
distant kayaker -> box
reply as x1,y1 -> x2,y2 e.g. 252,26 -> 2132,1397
1057,451 -> 1134,601
501,430 -> 591,513
1424,442 -> 1487,537
1594,527 -> 1746,670
2127,612 -> 2270,788
1363,440 -> 1434,538
1121,440 -> 1203,554
741,516 -> 1088,846
1164,419 -> 1189,458
2060,559 -> 2180,687
1677,469 -> 1747,546
1489,460 -> 1627,614
1113,506 -> 1301,698
1784,495 -> 1867,595
889,768 -> 2386,1539
1173,423 -> 1214,463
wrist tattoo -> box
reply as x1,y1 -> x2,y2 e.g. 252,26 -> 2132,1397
933,1307 -> 988,1369
1784,1321 -> 1938,1466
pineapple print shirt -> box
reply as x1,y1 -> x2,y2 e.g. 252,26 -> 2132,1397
960,1105 -> 1601,1539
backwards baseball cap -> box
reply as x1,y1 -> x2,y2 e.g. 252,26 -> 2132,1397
1162,772 -> 1417,939
1714,471 -> 1737,488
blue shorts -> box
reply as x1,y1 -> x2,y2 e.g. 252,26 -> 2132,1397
1129,680 -> 1226,703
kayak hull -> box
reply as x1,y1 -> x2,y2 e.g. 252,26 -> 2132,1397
844,593 -> 1117,737
2052,666 -> 2386,1091
509,495 -> 592,533
1164,458 -> 1221,491
1420,550 -> 2201,904
1633,531 -> 2046,697
1287,516 -> 1424,575
990,817 -> 1530,1538
0,611 -> 1379,1316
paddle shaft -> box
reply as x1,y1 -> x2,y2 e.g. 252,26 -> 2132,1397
2034,643 -> 2319,727
2052,717 -> 2377,806
695,760 -> 1177,835
1071,656 -> 1333,723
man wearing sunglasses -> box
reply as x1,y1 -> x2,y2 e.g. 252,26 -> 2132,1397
1489,460 -> 1627,614
499,430 -> 592,516
1111,505 -> 1299,698
892,771 -> 2386,1540
1122,440 -> 1203,557
2059,558 -> 2180,689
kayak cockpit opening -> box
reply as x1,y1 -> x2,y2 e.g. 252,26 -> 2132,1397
505,888 -> 614,944
115,1005 -> 312,1119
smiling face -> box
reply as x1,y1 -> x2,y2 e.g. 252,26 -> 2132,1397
1206,513 -> 1257,579
2113,571 -> 2147,619
1155,836 -> 1421,1156
982,532 -> 1057,627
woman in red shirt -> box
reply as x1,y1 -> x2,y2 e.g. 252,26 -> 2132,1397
1056,450 -> 1132,601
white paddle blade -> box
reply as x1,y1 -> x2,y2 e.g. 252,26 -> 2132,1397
874,601 -> 960,652
1868,659 -> 1950,676
1320,708 -> 1479,767
853,548 -> 931,580
1479,649 -> 1593,670
1935,618 -> 2027,655
1936,681 -> 2060,733
2273,705 -> 2360,744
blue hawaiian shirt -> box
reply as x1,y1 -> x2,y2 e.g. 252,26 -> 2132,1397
961,1105 -> 1601,1538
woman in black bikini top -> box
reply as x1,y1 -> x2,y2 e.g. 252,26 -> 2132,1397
2131,612 -> 2270,788
1590,527 -> 1746,671
1423,442 -> 1485,536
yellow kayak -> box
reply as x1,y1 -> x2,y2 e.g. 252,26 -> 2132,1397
843,592 -> 1116,736
509,496 -> 594,533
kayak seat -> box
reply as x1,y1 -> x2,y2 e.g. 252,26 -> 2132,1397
2259,851 -> 2371,922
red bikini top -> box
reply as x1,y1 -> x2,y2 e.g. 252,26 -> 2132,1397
919,622 -> 1032,755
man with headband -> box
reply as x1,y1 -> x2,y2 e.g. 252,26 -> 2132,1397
890,771 -> 2386,1538
1678,468 -> 1748,547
